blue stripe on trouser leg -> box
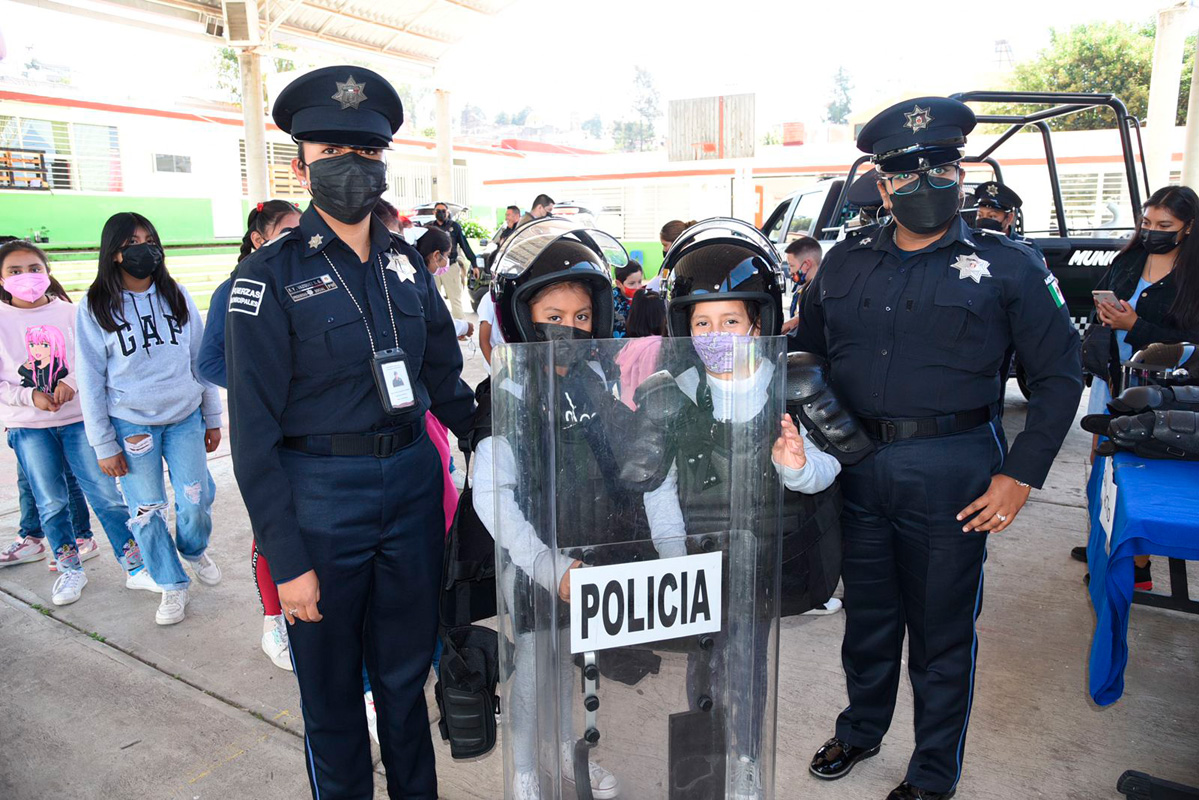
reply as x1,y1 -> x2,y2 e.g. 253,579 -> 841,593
282,432 -> 442,800
835,423 -> 1003,794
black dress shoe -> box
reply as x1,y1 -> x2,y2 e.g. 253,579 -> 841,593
1071,545 -> 1088,562
886,780 -> 955,800
809,736 -> 881,780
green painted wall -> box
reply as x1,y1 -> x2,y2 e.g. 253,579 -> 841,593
0,194 -> 217,247
623,241 -> 663,277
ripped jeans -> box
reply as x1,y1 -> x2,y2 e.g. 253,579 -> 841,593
111,408 -> 215,591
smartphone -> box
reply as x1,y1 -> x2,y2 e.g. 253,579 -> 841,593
1092,290 -> 1120,306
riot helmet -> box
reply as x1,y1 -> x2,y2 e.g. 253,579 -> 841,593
490,217 -> 628,343
662,218 -> 785,337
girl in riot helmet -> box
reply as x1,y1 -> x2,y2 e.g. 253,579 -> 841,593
627,218 -> 867,794
472,218 -> 635,800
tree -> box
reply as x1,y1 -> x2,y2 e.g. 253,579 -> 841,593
582,114 -> 604,139
1002,21 -> 1193,130
495,111 -> 511,126
460,104 -> 486,131
631,66 -> 661,151
212,45 -> 297,106
825,66 -> 852,124
512,106 -> 533,126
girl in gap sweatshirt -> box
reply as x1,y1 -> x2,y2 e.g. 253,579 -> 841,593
75,212 -> 223,627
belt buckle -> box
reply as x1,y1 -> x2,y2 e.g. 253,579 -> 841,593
373,434 -> 394,458
878,420 -> 897,444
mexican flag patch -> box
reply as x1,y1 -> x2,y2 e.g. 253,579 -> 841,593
1045,274 -> 1065,308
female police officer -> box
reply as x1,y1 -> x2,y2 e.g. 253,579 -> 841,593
226,66 -> 474,800
796,97 -> 1082,800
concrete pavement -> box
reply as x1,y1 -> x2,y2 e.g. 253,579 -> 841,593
0,337 -> 1196,799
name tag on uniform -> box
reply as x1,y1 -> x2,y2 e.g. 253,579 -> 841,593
569,552 -> 723,654
285,274 -> 339,303
371,348 -> 416,414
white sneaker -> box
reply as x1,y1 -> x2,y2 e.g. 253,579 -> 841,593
261,615 -> 293,671
364,691 -> 379,745
450,465 -> 466,492
125,567 -> 164,594
802,597 -> 843,616
51,569 -> 87,606
561,743 -> 620,799
155,588 -> 189,625
730,754 -> 762,800
188,552 -> 221,586
512,771 -> 541,800
0,536 -> 47,566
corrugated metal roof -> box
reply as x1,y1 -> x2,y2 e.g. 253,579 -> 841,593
114,0 -> 515,67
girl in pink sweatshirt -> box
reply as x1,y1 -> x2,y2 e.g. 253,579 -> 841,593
0,241 -> 141,606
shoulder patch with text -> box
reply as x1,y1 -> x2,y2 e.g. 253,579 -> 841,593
228,278 -> 266,316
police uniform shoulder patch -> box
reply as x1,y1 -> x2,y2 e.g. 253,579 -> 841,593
229,278 -> 266,316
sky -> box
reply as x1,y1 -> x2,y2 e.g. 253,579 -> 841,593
0,0 -> 1178,136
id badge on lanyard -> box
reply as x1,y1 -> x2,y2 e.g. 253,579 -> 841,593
321,248 -> 418,416
372,347 -> 416,413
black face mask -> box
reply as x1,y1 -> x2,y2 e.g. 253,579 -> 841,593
533,322 -> 593,367
1140,228 -> 1183,255
888,181 -> 961,235
120,243 -> 163,280
306,153 -> 388,225
435,210 -> 448,223
977,216 -> 1005,232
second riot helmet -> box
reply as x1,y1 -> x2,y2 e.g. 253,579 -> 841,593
662,218 -> 786,337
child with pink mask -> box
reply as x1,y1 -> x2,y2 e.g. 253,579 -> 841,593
0,241 -> 141,606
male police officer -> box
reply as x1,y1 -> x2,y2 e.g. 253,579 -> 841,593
227,66 -> 474,799
796,97 -> 1082,800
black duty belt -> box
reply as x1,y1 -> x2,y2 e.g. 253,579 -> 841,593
860,404 -> 997,444
282,418 -> 425,458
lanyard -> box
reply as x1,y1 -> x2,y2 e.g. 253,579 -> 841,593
320,250 -> 400,355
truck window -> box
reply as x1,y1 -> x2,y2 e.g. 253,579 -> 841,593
786,190 -> 826,242
763,200 -> 789,242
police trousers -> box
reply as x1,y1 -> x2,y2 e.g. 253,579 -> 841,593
281,432 -> 445,800
834,420 -> 1006,794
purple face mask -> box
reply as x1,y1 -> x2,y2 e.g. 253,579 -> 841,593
692,332 -> 750,373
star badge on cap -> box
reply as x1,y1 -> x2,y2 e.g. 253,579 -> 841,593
386,251 -> 416,283
903,105 -> 934,133
332,75 -> 368,110
986,184 -> 1000,197
308,234 -> 323,249
951,254 -> 991,283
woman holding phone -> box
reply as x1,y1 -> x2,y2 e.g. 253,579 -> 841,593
1074,185 -> 1199,584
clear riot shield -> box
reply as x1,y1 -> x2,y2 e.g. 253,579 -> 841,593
491,335 -> 785,800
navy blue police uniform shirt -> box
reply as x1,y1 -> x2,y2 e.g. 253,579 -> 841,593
226,204 -> 475,583
794,216 -> 1082,488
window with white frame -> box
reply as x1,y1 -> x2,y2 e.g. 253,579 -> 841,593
154,154 -> 192,174
0,115 -> 121,192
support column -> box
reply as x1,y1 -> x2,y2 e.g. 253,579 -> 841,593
1145,4 -> 1189,192
1182,32 -> 1199,188
240,48 -> 270,203
435,88 -> 454,203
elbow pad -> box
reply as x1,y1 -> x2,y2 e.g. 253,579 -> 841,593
1108,384 -> 1199,415
620,371 -> 687,491
786,352 -> 874,466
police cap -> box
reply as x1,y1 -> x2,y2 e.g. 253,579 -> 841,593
273,66 -> 403,149
970,181 -> 1022,212
857,96 -> 976,173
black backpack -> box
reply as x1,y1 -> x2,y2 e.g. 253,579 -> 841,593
435,379 -> 502,759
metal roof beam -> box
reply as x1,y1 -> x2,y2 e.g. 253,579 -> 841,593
303,0 -> 454,44
264,0 -> 307,35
